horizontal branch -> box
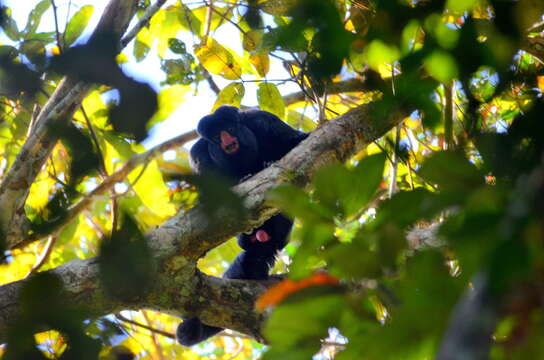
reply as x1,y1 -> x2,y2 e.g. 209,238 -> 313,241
9,78 -> 372,250
0,98 -> 407,343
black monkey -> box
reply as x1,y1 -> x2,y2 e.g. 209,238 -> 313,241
176,106 -> 308,346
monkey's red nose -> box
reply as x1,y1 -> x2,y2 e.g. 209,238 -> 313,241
220,131 -> 239,154
255,230 -> 271,242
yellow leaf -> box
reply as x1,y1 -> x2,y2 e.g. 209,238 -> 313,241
26,175 -> 54,211
250,51 -> 270,77
213,82 -> 245,110
537,76 -> 544,92
195,38 -> 242,80
50,45 -> 61,55
129,160 -> 175,219
405,116 -> 420,129
116,52 -> 129,64
78,90 -> 108,128
149,85 -> 191,127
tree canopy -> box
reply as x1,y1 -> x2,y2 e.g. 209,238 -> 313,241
0,0 -> 543,359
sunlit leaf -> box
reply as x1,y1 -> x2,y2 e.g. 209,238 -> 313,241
151,7 -> 183,58
195,38 -> 242,80
257,83 -> 285,119
64,5 -> 94,47
176,3 -> 202,35
212,82 -> 245,110
26,175 -> 55,212
446,0 -> 478,12
250,51 -> 270,77
424,51 -> 459,83
134,27 -> 151,62
129,160 -> 176,219
1,7 -> 20,41
364,40 -> 400,71
22,0 -> 50,37
148,85 -> 190,127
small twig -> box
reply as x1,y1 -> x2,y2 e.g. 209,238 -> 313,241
207,2 -> 247,35
115,313 -> 176,339
120,0 -> 168,49
84,212 -> 106,238
388,124 -> 400,197
444,82 -> 454,150
142,311 -> 165,360
81,105 -> 107,177
203,0 -> 214,41
203,69 -> 220,95
25,235 -> 57,278
50,0 -> 63,53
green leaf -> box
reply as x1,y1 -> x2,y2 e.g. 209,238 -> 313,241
168,38 -> 187,54
176,4 -> 202,35
23,0 -> 51,37
268,184 -> 334,224
446,0 -> 478,12
374,189 -> 442,228
20,40 -> 46,68
134,39 -> 151,62
289,223 -> 335,279
350,153 -> 387,214
0,45 -> 18,59
364,40 -> 400,71
419,151 -> 484,195
325,232 -> 383,278
213,82 -> 245,110
313,153 -> 386,218
64,5 -> 94,47
424,50 -> 459,84
257,83 -> 285,119
264,292 -> 344,357
1,8 -> 20,41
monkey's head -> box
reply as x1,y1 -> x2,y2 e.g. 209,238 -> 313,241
197,106 -> 258,160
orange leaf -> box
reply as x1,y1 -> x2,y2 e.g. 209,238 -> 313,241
255,273 -> 339,311
537,76 -> 544,92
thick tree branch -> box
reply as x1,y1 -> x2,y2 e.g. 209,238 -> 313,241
8,79 -> 371,250
0,100 -> 406,344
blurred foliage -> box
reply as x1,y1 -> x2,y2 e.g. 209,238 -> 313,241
0,0 -> 542,359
